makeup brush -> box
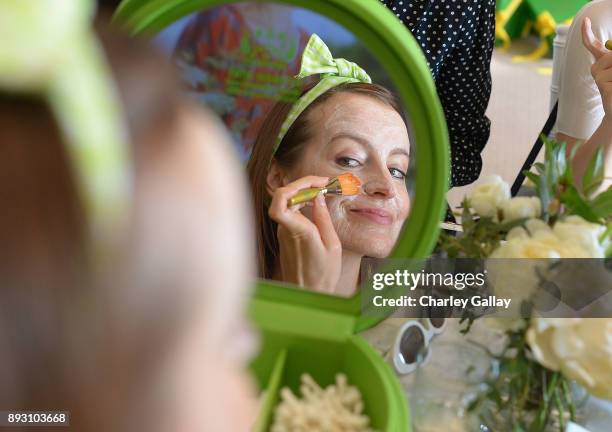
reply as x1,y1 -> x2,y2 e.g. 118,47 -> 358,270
288,173 -> 361,207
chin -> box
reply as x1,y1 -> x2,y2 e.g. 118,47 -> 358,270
334,218 -> 401,258
340,235 -> 396,258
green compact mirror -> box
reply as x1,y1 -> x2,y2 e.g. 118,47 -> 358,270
115,1 -> 448,430
115,0 -> 448,318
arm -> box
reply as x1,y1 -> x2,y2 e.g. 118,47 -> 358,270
557,121 -> 612,184
266,172 -> 343,293
433,0 -> 495,187
556,13 -> 612,185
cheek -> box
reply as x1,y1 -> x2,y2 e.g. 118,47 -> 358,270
325,196 -> 352,237
396,187 -> 411,223
286,149 -> 341,181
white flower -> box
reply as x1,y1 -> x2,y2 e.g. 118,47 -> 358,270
524,219 -> 550,236
490,236 -> 562,259
468,175 -> 511,218
527,318 -> 612,399
553,216 -> 608,258
500,197 -> 542,222
491,216 -> 607,258
491,221 -> 563,259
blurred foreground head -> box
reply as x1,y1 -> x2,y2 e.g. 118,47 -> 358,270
0,2 -> 256,431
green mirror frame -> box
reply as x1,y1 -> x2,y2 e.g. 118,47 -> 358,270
113,0 -> 450,332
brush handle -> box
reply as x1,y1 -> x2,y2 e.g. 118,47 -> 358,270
288,187 -> 323,206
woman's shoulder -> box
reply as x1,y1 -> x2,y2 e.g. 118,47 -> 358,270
574,0 -> 612,30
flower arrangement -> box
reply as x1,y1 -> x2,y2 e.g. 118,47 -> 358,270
438,137 -> 612,431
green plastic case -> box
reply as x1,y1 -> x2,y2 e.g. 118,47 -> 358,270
248,281 -> 410,431
114,1 -> 450,430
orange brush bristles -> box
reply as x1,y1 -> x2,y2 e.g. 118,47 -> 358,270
336,173 -> 361,196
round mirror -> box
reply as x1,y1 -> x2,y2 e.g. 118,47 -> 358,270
114,0 -> 449,327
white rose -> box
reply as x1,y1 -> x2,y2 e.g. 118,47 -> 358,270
524,219 -> 550,236
488,233 -> 561,315
500,197 -> 542,222
553,216 -> 608,258
491,236 -> 562,259
527,318 -> 612,399
492,217 -> 606,258
468,175 -> 511,218
530,229 -> 583,258
492,221 -> 563,259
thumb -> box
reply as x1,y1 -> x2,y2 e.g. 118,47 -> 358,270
582,17 -> 607,60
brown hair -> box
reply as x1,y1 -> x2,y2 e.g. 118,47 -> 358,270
0,21 -> 187,431
246,81 -> 404,279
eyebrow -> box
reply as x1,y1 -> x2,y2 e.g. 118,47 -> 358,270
330,132 -> 410,158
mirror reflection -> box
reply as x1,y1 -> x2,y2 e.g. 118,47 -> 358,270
155,2 -> 415,297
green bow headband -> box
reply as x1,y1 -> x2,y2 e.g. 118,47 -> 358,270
0,0 -> 131,249
273,33 -> 372,155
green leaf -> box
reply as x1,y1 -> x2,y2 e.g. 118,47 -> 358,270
496,217 -> 528,233
561,186 -> 600,223
533,162 -> 545,174
462,198 -> 475,230
582,147 -> 605,197
555,141 -> 567,182
591,188 -> 612,219
545,140 -> 558,189
523,170 -> 540,185
540,179 -> 551,221
568,141 -> 582,161
601,223 -> 612,243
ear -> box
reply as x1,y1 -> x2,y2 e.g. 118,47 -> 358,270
266,159 -> 289,197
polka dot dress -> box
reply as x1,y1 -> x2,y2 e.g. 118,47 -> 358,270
380,0 -> 496,187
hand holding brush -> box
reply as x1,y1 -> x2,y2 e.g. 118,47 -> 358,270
267,174 -> 360,292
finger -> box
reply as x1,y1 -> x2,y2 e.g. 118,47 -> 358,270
582,17 -> 607,60
270,206 -> 315,238
311,195 -> 341,251
269,187 -> 315,234
268,175 -> 331,236
593,51 -> 612,73
594,66 -> 612,87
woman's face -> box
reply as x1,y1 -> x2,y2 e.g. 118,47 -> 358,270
286,92 -> 411,258
135,105 -> 258,432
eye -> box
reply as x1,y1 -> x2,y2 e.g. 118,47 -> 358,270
336,156 -> 361,168
389,167 -> 406,180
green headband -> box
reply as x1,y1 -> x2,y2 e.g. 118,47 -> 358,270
0,0 -> 131,248
273,33 -> 372,155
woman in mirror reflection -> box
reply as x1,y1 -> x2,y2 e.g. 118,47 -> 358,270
248,34 -> 411,297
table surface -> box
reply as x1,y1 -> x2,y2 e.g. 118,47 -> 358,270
360,317 -> 612,432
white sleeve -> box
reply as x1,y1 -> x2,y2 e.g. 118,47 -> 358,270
557,0 -> 612,140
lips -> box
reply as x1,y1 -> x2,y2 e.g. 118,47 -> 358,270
349,207 -> 394,225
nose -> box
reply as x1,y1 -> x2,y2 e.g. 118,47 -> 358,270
362,168 -> 396,199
